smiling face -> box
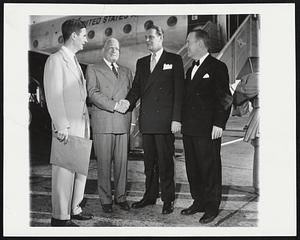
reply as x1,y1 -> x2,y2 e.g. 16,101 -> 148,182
103,38 -> 120,63
145,28 -> 163,53
73,28 -> 88,52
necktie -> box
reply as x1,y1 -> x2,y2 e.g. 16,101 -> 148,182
150,53 -> 156,72
192,60 -> 200,67
111,63 -> 118,78
191,60 -> 200,80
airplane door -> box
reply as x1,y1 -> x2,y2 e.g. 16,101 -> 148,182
187,15 -> 215,33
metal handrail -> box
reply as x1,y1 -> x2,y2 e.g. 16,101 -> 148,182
217,15 -> 251,60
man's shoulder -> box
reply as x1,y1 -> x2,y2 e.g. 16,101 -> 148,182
138,54 -> 150,62
87,61 -> 105,70
164,51 -> 182,61
48,49 -> 64,61
118,64 -> 131,73
208,54 -> 225,65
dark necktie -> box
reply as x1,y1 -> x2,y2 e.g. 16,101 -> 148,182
111,63 -> 118,78
192,60 -> 200,67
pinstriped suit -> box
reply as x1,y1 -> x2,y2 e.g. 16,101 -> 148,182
86,59 -> 133,205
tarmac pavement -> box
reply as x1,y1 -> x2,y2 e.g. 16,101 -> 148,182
30,114 -> 259,228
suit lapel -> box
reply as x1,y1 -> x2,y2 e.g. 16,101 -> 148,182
112,66 -> 127,96
186,55 -> 213,98
60,48 -> 86,100
143,51 -> 167,94
95,59 -> 117,88
60,48 -> 82,84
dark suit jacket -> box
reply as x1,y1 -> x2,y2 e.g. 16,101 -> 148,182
86,59 -> 133,134
182,55 -> 232,137
126,50 -> 184,134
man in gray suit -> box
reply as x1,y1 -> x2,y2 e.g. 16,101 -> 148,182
86,38 -> 133,213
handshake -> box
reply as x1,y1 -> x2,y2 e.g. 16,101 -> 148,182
114,99 -> 130,114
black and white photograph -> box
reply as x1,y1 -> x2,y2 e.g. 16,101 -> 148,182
3,2 -> 297,237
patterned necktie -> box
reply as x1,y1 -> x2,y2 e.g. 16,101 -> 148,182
111,63 -> 118,78
150,53 -> 156,72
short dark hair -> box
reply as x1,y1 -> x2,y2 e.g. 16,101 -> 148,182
61,19 -> 86,42
148,25 -> 164,37
190,29 -> 210,49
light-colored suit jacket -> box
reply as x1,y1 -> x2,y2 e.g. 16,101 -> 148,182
86,59 -> 133,134
44,47 -> 90,139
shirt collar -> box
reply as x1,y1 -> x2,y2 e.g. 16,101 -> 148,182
151,48 -> 164,61
103,57 -> 118,69
199,52 -> 209,66
62,45 -> 75,60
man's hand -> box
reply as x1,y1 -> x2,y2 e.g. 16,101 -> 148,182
171,121 -> 181,134
56,128 -> 69,144
211,125 -> 223,140
114,99 -> 130,113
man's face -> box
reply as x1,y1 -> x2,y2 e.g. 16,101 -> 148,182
74,28 -> 88,52
186,32 -> 202,59
145,29 -> 163,53
103,39 -> 120,63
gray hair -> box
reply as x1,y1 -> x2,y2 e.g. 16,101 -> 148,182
103,37 -> 120,49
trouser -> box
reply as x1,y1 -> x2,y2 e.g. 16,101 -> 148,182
93,133 -> 129,204
52,165 -> 86,220
183,135 -> 222,213
142,134 -> 175,202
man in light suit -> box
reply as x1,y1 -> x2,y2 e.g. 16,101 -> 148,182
44,19 -> 93,227
85,38 -> 133,213
119,25 -> 184,214
181,29 -> 232,224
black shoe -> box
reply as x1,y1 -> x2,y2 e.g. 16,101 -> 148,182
199,212 -> 218,224
102,204 -> 113,213
162,202 -> 174,214
131,198 -> 156,209
181,203 -> 204,215
115,200 -> 130,211
51,218 -> 79,227
71,212 -> 93,220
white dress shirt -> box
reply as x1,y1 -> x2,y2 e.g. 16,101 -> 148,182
151,47 -> 164,64
103,57 -> 119,71
191,52 -> 209,80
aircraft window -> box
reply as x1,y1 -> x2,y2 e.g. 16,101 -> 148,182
123,24 -> 132,34
58,35 -> 64,44
88,30 -> 95,39
144,20 -> 154,30
167,16 -> 178,27
105,28 -> 113,36
33,40 -> 38,48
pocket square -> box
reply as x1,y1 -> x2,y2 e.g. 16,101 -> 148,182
163,64 -> 172,70
203,73 -> 210,78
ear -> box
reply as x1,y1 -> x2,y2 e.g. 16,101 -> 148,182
198,39 -> 204,48
71,32 -> 77,40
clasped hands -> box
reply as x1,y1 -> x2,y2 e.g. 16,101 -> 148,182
114,99 -> 130,114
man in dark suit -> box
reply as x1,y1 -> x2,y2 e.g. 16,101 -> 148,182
181,29 -> 232,224
86,38 -> 133,213
119,25 -> 184,214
